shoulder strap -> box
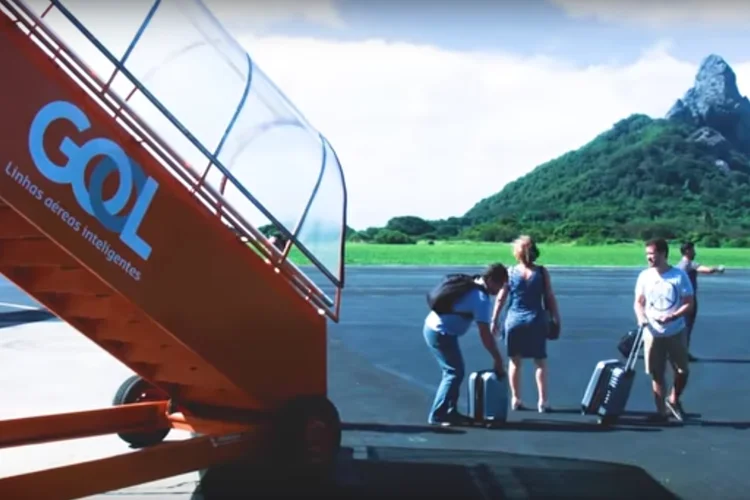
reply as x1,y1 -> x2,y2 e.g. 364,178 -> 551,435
508,264 -> 518,281
427,274 -> 483,318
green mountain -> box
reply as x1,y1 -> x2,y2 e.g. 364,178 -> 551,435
462,55 -> 750,246
356,54 -> 750,248
461,113 -> 750,245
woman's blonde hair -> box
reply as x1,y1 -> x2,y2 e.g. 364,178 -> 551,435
512,235 -> 536,264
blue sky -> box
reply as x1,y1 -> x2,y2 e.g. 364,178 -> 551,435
223,0 -> 750,68
25,0 -> 750,238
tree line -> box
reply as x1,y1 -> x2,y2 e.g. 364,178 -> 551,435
349,115 -> 750,248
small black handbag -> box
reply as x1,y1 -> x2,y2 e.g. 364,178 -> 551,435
617,328 -> 638,358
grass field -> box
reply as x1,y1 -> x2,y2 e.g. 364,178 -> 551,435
289,241 -> 750,268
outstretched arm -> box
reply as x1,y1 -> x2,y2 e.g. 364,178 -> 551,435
696,264 -> 724,274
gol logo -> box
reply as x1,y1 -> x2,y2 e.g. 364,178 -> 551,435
28,100 -> 158,261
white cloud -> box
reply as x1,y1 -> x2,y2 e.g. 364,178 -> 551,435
549,0 -> 750,28
241,35 -> 750,228
17,0 -> 750,237
203,0 -> 345,30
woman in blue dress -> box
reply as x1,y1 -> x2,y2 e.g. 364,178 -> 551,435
491,235 -> 561,413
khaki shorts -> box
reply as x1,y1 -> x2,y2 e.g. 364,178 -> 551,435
644,329 -> 690,379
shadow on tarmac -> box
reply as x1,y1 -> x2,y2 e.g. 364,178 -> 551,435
192,445 -> 679,499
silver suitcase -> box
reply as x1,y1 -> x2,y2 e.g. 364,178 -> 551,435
467,370 -> 509,427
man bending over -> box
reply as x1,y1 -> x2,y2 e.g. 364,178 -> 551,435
423,263 -> 508,426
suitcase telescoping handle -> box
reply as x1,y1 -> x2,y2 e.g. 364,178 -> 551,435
624,324 -> 646,371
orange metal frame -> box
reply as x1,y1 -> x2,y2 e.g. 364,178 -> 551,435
5,0 -> 345,322
0,402 -> 269,498
0,0 -> 345,497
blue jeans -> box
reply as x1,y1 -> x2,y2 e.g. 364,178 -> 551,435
423,325 -> 465,422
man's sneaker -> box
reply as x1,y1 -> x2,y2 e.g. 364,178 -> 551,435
665,399 -> 685,422
429,412 -> 473,427
428,418 -> 452,427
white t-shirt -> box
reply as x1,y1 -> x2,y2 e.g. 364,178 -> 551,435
635,266 -> 694,337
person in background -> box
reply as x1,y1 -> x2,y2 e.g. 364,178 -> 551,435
491,235 -> 561,414
268,233 -> 288,252
423,263 -> 509,427
676,241 -> 725,361
634,238 -> 694,422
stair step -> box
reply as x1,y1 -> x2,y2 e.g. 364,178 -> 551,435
99,338 -> 206,380
98,339 -> 251,402
0,241 -> 258,409
67,317 -> 257,406
35,292 -> 134,320
0,265 -> 111,296
0,206 -> 40,239
0,238 -> 79,267
99,338 -> 172,364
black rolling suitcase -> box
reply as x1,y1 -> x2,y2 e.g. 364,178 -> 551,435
581,325 -> 645,425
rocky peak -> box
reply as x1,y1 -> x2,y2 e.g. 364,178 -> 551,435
666,54 -> 750,155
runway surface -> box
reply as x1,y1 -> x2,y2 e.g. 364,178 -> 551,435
1,266 -> 748,498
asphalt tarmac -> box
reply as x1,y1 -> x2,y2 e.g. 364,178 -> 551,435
1,265 -> 748,498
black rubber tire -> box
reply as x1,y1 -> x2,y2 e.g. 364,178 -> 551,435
273,395 -> 342,480
195,396 -> 341,496
112,374 -> 171,448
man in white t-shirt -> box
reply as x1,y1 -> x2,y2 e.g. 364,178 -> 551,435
634,238 -> 694,422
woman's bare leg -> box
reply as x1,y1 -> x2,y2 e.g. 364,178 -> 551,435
509,356 -> 523,409
534,358 -> 549,412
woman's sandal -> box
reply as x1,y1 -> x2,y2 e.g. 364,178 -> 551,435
512,399 -> 527,411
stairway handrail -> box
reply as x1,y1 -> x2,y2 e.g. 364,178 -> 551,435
1,0 -> 343,321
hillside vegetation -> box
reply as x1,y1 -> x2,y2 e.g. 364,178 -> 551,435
349,115 -> 750,248
461,115 -> 750,247
349,55 -> 750,249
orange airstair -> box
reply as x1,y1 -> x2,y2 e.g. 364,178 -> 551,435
0,0 -> 347,498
